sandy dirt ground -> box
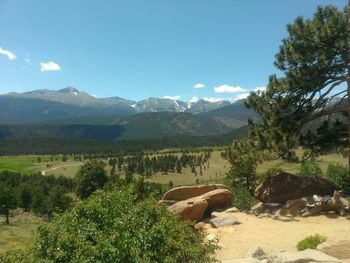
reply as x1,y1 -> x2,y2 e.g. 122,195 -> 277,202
208,212 -> 350,261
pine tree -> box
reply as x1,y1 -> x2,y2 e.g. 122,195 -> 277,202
75,160 -> 108,199
0,185 -> 16,224
246,3 -> 350,178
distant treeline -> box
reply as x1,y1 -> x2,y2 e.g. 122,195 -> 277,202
0,126 -> 247,155
109,151 -> 211,177
0,171 -> 74,219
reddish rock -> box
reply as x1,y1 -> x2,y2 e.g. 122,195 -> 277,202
167,187 -> 233,222
162,184 -> 230,201
167,199 -> 208,222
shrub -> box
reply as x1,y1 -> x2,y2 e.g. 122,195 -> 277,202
297,234 -> 326,251
326,163 -> 350,189
298,161 -> 323,178
19,187 -> 218,263
231,187 -> 257,210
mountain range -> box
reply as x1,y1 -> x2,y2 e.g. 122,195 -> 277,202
0,87 -> 257,140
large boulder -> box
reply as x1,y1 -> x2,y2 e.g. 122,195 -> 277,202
167,188 -> 233,221
254,172 -> 337,203
188,188 -> 233,211
162,184 -> 229,201
167,198 -> 208,222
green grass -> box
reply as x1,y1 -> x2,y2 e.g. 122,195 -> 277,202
145,151 -> 230,186
0,155 -> 83,177
0,156 -> 41,173
146,150 -> 347,186
297,234 -> 327,251
0,212 -> 45,253
0,149 -> 347,184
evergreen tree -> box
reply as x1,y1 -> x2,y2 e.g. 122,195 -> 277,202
44,186 -> 73,218
246,3 -> 350,176
18,186 -> 31,212
0,185 -> 16,224
176,160 -> 182,173
75,160 -> 108,199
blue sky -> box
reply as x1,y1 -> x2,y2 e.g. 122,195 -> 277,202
0,0 -> 347,102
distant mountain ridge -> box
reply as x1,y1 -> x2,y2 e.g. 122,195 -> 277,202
0,87 -> 258,140
2,87 -> 231,115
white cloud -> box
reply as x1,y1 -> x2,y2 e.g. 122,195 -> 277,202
234,93 -> 250,101
0,47 -> 16,60
40,61 -> 61,71
203,97 -> 224,103
254,86 -> 266,93
164,95 -> 181,100
189,96 -> 199,103
193,83 -> 205,89
214,84 -> 245,93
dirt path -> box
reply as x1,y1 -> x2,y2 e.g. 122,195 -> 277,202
208,212 -> 350,261
41,162 -> 82,176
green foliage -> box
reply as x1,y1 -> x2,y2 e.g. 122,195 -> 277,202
0,184 -> 16,224
43,186 -> 73,218
23,188 -> 218,263
0,126 -> 247,155
230,187 -> 257,210
326,163 -> 350,189
131,177 -> 166,201
225,139 -> 259,192
75,160 -> 108,199
297,234 -> 327,251
0,250 -> 37,263
246,3 -> 350,161
298,161 -> 323,178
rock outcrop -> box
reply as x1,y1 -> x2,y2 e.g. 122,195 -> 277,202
164,185 -> 233,222
167,199 -> 208,222
254,172 -> 337,204
162,184 -> 229,201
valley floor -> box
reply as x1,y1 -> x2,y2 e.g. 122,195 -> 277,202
210,212 -> 350,261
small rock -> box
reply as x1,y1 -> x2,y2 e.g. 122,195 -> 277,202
194,222 -> 206,231
225,207 -> 240,213
209,214 -> 241,228
211,207 -> 240,218
246,246 -> 267,259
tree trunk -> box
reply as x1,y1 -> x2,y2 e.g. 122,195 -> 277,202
5,209 -> 9,225
348,48 -> 350,181
348,77 -> 350,180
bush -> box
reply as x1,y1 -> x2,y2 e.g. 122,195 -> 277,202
298,161 -> 323,178
14,187 -> 218,263
297,234 -> 326,251
326,163 -> 349,189
231,187 -> 257,210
